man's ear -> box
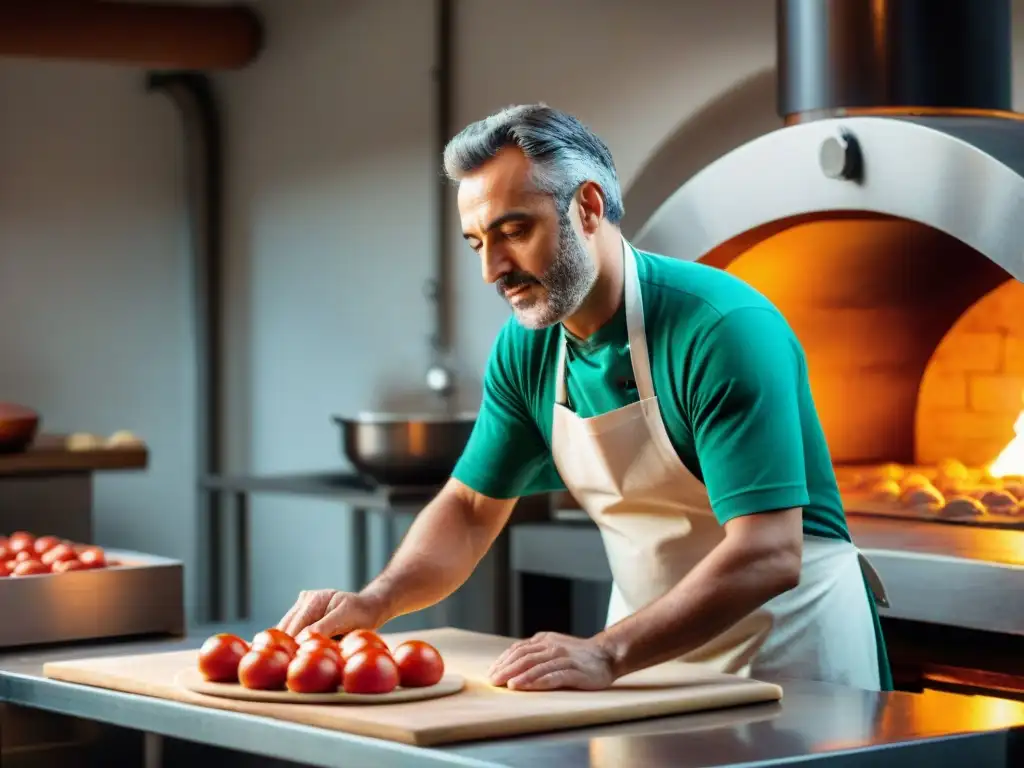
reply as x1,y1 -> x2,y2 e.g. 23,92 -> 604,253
576,181 -> 605,236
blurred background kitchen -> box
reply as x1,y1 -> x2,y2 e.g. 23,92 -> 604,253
4,0 -> 1024,704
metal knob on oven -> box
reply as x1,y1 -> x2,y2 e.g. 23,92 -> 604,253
819,131 -> 862,181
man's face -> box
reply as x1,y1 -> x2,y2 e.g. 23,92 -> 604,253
458,147 -> 597,329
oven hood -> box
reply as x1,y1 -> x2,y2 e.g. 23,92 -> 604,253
631,0 -> 1024,467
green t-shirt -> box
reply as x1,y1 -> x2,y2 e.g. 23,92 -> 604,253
453,246 -> 893,691
453,247 -> 847,538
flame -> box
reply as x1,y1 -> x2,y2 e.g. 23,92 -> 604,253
989,410 -> 1024,478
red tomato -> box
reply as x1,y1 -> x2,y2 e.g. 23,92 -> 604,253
77,546 -> 106,569
297,636 -> 342,665
51,559 -> 88,573
342,647 -> 400,694
1,560 -> 15,575
198,633 -> 250,683
238,647 -> 290,690
12,560 -> 50,577
286,649 -> 342,693
14,550 -> 34,563
0,544 -> 11,562
392,640 -> 445,688
339,629 -> 388,660
8,532 -> 35,555
32,535 -> 62,555
251,628 -> 299,658
41,543 -> 77,566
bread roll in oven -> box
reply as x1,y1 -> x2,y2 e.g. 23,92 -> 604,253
939,495 -> 986,518
900,483 -> 944,511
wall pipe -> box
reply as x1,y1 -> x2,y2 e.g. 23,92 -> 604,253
146,72 -> 227,622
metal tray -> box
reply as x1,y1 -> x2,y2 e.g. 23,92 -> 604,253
0,549 -> 185,649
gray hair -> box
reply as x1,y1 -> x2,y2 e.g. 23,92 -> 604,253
442,104 -> 625,224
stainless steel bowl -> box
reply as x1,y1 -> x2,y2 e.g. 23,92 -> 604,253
331,411 -> 477,487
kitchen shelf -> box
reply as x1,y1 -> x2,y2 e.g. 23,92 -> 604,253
200,472 -> 441,509
0,435 -> 148,477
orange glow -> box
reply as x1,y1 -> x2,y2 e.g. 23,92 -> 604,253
989,408 -> 1024,478
785,105 -> 1024,127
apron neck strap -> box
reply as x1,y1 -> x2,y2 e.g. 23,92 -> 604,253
555,236 -> 656,405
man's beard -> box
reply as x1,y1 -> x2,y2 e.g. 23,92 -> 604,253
496,214 -> 597,330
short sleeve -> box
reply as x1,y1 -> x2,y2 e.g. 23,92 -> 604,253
451,328 -> 560,499
689,307 -> 811,524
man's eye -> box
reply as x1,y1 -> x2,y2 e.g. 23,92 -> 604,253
503,227 -> 526,240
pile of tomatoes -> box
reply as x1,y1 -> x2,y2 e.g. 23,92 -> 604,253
0,531 -> 108,577
198,627 -> 446,695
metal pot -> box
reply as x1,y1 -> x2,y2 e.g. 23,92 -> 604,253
331,411 -> 477,487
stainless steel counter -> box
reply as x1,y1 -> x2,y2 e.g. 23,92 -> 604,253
2,632 -> 1024,767
513,516 -> 1024,636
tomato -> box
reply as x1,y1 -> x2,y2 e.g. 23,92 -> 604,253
77,546 -> 106,569
342,647 -> 400,694
41,544 -> 78,566
1,560 -> 14,575
286,648 -> 342,694
8,532 -> 35,555
0,544 -> 10,561
12,560 -> 50,577
339,629 -> 388,660
32,535 -> 61,555
251,628 -> 299,658
14,550 -> 35,563
51,559 -> 88,573
238,647 -> 290,690
392,640 -> 445,688
297,635 -> 342,665
198,633 -> 250,683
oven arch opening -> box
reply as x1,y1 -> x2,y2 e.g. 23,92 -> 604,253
633,115 -> 1024,467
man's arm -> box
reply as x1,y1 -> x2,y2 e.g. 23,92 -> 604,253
595,507 -> 801,677
597,306 -> 810,677
360,479 -> 517,622
360,324 -> 557,625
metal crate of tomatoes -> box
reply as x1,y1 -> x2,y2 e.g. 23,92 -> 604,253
0,529 -> 185,648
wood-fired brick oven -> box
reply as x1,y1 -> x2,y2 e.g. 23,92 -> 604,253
633,0 -> 1024,528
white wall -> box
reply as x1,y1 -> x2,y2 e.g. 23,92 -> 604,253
3,0 -> 1024,627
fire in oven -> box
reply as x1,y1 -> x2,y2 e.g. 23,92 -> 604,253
631,0 -> 1024,529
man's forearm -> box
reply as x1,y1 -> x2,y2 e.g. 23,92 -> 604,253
359,480 -> 515,624
595,526 -> 801,679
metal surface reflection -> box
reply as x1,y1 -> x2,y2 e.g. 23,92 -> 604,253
450,679 -> 1024,767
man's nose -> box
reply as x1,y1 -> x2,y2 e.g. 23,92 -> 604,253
480,245 -> 511,284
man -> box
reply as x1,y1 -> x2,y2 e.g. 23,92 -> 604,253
278,104 -> 893,692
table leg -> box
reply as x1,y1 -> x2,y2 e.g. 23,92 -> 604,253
509,569 -> 523,639
205,488 -> 222,623
143,732 -> 163,768
351,508 -> 368,591
235,491 -> 250,621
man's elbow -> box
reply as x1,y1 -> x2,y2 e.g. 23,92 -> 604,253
772,542 -> 802,594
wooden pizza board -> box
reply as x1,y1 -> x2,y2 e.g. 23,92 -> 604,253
42,627 -> 783,746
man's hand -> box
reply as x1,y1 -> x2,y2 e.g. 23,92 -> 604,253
488,632 -> 616,691
276,590 -> 387,641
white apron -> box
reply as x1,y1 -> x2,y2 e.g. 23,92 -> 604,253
549,238 -> 888,690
